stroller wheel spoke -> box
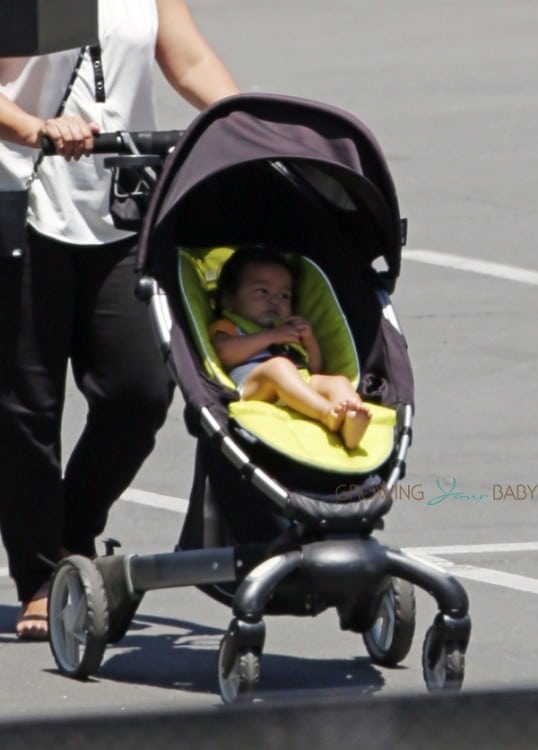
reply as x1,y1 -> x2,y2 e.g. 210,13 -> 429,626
63,574 -> 89,641
371,589 -> 396,649
363,578 -> 416,667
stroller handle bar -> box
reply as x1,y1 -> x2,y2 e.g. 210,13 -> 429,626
41,130 -> 183,157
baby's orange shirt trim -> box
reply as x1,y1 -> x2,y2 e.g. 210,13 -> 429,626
208,318 -> 237,340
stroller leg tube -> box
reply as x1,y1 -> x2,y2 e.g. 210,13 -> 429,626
232,550 -> 303,621
385,548 -> 469,618
218,550 -> 302,703
128,548 -> 238,592
384,548 -> 471,693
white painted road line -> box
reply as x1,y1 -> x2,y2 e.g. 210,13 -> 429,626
408,542 -> 538,556
120,487 -> 189,514
446,565 -> 538,595
405,249 -> 538,286
405,552 -> 538,596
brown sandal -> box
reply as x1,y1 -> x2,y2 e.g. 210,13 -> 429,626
15,612 -> 48,641
16,583 -> 50,641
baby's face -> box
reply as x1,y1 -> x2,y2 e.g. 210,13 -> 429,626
230,262 -> 293,327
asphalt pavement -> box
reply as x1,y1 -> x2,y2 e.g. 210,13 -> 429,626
1,0 -> 537,729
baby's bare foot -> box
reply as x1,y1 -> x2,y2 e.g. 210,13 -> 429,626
340,402 -> 372,450
321,401 -> 347,432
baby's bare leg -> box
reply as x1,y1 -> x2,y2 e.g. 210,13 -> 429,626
241,358 -> 345,431
310,374 -> 372,449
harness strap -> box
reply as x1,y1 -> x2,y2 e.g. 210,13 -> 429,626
222,309 -> 309,367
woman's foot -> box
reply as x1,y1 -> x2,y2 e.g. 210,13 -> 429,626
16,582 -> 50,641
61,546 -> 97,561
340,401 -> 372,450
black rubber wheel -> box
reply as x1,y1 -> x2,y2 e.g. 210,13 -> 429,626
48,556 -> 109,679
422,625 -> 465,692
362,577 -> 416,666
218,634 -> 260,704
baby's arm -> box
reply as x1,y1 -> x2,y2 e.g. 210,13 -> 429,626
303,336 -> 323,373
210,320 -> 301,368
212,329 -> 275,368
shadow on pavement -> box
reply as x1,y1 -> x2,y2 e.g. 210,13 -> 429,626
97,612 -> 385,697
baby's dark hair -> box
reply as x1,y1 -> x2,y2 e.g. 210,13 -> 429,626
215,245 -> 298,313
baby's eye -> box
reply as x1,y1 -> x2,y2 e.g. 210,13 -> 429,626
280,291 -> 292,301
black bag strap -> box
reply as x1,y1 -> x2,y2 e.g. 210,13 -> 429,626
28,44 -> 105,185
88,44 -> 106,103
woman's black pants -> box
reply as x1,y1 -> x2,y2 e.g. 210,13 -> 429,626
0,230 -> 174,601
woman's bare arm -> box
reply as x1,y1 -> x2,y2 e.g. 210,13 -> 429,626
155,0 -> 239,110
0,91 -> 98,159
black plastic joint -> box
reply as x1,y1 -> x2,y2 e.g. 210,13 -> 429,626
433,612 -> 472,650
135,276 -> 156,302
400,425 -> 413,443
227,617 -> 266,650
103,538 -> 122,556
394,458 -> 407,478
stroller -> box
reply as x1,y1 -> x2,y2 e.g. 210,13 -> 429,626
47,94 -> 471,702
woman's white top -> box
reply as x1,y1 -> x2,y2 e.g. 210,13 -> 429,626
0,0 -> 159,244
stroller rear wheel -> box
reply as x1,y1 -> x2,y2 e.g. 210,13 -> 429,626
218,634 -> 260,704
362,577 -> 415,666
48,556 -> 109,679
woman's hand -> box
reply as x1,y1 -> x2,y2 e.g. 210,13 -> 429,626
40,115 -> 100,161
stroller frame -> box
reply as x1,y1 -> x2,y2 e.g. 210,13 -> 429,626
47,95 -> 471,702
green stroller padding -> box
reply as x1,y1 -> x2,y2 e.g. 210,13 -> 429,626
229,399 -> 396,473
179,247 -> 396,474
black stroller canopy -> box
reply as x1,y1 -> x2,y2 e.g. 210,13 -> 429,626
139,94 -> 404,282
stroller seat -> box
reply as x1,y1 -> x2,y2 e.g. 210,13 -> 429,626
179,245 -> 397,474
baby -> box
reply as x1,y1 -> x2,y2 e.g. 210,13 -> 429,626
209,247 -> 371,450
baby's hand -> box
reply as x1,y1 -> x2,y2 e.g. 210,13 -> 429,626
285,316 -> 315,345
270,320 -> 300,345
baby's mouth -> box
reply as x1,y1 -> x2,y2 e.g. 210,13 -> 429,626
259,312 -> 279,328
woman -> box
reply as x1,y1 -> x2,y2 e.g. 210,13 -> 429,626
0,0 -> 239,639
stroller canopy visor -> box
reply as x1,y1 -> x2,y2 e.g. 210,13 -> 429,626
138,94 -> 404,282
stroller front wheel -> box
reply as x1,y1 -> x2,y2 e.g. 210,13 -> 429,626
362,577 -> 416,666
218,635 -> 260,704
48,555 -> 109,679
422,625 -> 465,692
